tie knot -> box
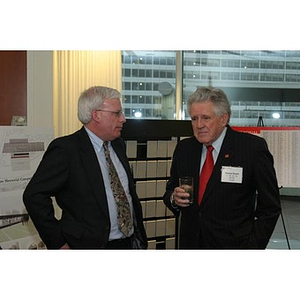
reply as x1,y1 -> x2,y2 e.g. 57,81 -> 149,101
207,145 -> 214,152
103,141 -> 109,150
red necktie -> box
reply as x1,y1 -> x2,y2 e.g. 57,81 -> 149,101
198,145 -> 214,205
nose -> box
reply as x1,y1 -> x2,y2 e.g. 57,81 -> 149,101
120,113 -> 126,123
196,118 -> 204,128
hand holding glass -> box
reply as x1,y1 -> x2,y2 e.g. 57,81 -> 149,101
179,177 -> 194,204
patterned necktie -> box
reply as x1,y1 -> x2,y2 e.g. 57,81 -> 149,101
103,141 -> 132,237
198,145 -> 214,205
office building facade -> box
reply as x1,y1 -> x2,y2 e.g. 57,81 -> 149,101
122,50 -> 300,126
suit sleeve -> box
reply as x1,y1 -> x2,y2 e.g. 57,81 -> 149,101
163,143 -> 181,217
23,140 -> 69,249
251,138 -> 281,248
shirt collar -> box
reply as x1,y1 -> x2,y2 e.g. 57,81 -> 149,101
84,126 -> 106,152
211,126 -> 227,154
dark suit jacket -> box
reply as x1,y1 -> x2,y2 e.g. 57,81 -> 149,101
163,126 -> 281,249
23,126 -> 147,249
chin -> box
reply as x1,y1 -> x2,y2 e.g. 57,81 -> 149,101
196,135 -> 209,143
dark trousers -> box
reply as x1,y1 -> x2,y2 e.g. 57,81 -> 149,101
106,236 -> 133,249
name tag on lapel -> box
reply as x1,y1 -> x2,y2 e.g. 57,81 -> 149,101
221,166 -> 243,183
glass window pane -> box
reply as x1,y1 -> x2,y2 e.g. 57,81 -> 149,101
122,50 -> 176,120
183,50 -> 300,126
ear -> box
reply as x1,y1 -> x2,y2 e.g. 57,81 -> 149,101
221,113 -> 229,126
91,110 -> 100,122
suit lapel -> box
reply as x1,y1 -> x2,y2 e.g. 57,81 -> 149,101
78,127 -> 110,218
111,140 -> 131,177
111,140 -> 137,200
200,127 -> 235,205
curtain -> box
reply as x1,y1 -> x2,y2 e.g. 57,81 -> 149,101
53,50 -> 122,137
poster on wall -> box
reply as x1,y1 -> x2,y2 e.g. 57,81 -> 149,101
0,126 -> 54,249
233,126 -> 300,189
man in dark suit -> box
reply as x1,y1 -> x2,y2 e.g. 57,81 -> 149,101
163,87 -> 281,249
23,86 -> 147,249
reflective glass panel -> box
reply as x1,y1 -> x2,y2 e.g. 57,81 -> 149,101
182,50 -> 300,126
122,51 -> 177,120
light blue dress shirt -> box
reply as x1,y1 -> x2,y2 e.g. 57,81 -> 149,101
85,127 -> 134,240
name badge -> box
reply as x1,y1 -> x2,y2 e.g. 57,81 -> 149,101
221,166 -> 243,183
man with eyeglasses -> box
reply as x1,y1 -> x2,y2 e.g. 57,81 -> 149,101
23,86 -> 147,249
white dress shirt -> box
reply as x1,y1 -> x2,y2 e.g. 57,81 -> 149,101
200,127 -> 227,173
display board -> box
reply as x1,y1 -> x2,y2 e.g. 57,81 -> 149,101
0,126 -> 54,249
122,119 -> 193,249
233,126 -> 300,188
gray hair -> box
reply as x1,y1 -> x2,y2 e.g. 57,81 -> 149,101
187,87 -> 231,123
78,86 -> 121,124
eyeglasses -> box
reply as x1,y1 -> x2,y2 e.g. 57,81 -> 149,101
96,109 -> 124,118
